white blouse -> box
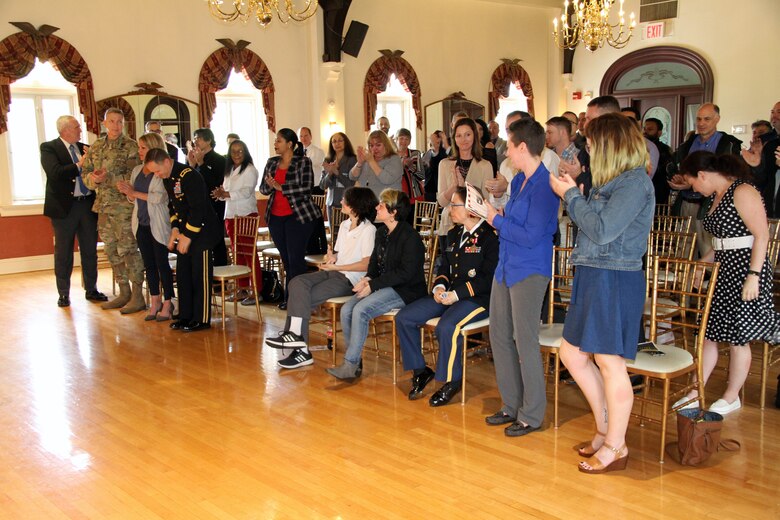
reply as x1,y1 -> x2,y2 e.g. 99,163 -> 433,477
335,219 -> 376,286
223,163 -> 260,218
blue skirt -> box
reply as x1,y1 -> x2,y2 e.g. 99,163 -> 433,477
562,266 -> 646,359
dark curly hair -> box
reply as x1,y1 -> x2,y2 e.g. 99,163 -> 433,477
680,151 -> 753,182
343,186 -> 378,224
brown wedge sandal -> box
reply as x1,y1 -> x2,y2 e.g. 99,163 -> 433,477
578,442 -> 628,474
573,430 -> 606,458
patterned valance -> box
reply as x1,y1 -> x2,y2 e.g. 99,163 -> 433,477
363,50 -> 422,132
0,23 -> 98,134
488,59 -> 535,122
198,39 -> 275,132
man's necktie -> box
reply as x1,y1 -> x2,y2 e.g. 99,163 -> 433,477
69,144 -> 89,196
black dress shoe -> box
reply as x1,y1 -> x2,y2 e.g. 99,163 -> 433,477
278,301 -> 288,310
183,321 -> 211,332
504,421 -> 541,437
170,319 -> 189,330
408,367 -> 435,400
485,411 -> 516,426
429,380 -> 462,407
57,295 -> 70,307
85,290 -> 108,302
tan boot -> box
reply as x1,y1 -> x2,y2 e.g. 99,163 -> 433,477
120,283 -> 147,314
102,283 -> 131,310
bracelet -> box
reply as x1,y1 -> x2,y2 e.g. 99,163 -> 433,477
747,269 -> 761,277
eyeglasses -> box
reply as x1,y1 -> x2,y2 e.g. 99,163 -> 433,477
450,203 -> 465,207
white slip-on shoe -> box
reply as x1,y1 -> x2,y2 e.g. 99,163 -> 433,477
708,397 -> 741,415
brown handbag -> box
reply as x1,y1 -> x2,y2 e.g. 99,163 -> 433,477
668,409 -> 740,466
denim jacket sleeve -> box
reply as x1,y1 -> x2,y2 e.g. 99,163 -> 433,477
564,168 -> 653,246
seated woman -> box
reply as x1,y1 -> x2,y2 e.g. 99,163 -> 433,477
327,190 -> 427,381
396,186 -> 499,406
264,187 -> 379,369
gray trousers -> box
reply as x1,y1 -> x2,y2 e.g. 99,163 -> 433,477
286,270 -> 353,343
489,275 -> 549,428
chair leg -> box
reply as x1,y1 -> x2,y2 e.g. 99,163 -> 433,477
392,321 -> 397,385
659,379 -> 671,463
221,280 -> 227,329
331,307 -> 337,367
461,331 -> 467,405
761,342 -> 769,409
553,351 -> 560,429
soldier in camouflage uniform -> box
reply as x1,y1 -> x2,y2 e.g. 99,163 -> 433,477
82,108 -> 145,313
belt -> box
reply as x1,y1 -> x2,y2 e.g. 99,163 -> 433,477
712,235 -> 754,250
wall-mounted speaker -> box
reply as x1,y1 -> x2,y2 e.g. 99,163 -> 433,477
341,21 -> 368,58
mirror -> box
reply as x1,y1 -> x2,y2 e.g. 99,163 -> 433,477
424,92 -> 485,143
96,84 -> 199,161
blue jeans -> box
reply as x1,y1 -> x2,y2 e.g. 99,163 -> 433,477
341,287 -> 405,364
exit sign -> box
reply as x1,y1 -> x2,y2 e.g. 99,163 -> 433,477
645,22 -> 665,39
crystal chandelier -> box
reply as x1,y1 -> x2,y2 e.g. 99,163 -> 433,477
553,0 -> 636,51
206,0 -> 317,27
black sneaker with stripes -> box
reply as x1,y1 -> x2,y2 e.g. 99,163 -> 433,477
277,348 -> 313,369
265,331 -> 307,349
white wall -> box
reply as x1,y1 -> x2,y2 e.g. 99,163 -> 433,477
557,0 -> 780,141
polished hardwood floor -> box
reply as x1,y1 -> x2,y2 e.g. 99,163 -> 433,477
2,268 -> 779,519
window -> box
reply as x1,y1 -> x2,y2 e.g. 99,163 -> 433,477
211,69 -> 270,177
372,74 -> 417,148
3,59 -> 81,206
494,83 -> 529,139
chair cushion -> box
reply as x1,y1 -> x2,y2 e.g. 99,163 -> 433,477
539,323 -> 564,348
325,295 -> 352,304
256,240 -> 274,252
213,265 -> 251,278
305,254 -> 327,265
626,345 -> 694,374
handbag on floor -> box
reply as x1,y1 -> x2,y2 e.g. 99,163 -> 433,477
666,408 -> 740,466
261,269 -> 283,303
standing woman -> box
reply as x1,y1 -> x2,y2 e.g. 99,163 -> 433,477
437,118 -> 493,251
116,132 -> 174,321
396,128 -> 425,224
549,112 -> 654,474
484,118 -> 560,437
319,132 -> 357,222
212,139 -> 262,305
349,130 -> 403,198
673,151 -> 780,415
423,130 -> 448,203
474,118 -> 498,176
259,128 -> 322,310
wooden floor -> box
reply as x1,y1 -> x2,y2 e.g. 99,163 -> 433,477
1,269 -> 779,519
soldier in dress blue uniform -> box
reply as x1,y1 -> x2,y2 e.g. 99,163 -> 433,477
145,149 -> 221,332
396,186 -> 499,406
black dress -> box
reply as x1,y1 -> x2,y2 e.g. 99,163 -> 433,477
702,180 -> 779,344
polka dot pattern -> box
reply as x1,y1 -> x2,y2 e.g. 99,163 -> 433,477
703,180 -> 778,344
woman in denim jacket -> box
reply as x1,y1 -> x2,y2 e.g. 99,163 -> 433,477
550,113 -> 655,474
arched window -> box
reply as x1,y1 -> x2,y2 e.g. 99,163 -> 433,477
372,74 -> 417,148
211,69 -> 271,166
488,59 -> 535,123
494,83 -> 529,139
363,50 -> 422,135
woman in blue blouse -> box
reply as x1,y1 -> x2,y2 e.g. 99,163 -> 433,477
484,118 -> 560,438
549,113 -> 654,474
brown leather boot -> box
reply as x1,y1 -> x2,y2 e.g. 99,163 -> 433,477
101,283 -> 131,310
120,283 -> 147,314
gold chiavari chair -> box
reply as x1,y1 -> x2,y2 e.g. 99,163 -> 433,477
653,214 -> 693,233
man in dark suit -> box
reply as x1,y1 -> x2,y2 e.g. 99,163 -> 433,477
145,121 -> 182,162
40,115 -> 107,307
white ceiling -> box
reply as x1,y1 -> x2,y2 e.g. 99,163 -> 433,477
477,0 -> 564,9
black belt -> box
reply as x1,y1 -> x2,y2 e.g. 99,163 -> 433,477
74,194 -> 92,201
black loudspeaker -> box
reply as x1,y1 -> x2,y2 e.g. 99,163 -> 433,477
342,21 -> 369,58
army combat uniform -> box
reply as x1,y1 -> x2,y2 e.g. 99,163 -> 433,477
164,162 -> 221,326
82,134 -> 144,310
396,220 -> 499,383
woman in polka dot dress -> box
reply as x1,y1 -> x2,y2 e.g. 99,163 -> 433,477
675,151 -> 780,415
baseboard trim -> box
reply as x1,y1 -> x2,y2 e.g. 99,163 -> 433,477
0,254 -> 68,275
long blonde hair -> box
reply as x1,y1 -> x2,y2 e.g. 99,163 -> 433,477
138,132 -> 167,152
586,113 -> 649,187
368,130 -> 397,158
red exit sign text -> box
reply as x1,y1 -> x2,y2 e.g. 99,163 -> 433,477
645,22 -> 665,40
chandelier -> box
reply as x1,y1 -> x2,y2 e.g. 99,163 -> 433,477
206,0 -> 317,27
553,0 -> 636,51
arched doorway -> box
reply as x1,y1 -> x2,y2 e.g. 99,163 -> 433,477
600,46 -> 713,149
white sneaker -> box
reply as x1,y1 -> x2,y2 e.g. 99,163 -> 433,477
708,397 -> 741,415
672,395 -> 699,411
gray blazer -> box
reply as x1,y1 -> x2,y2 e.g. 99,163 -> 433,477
129,164 -> 172,245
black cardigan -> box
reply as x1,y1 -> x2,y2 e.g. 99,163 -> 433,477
367,221 -> 427,304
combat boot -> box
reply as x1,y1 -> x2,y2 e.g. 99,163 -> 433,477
120,283 -> 147,314
102,283 -> 131,310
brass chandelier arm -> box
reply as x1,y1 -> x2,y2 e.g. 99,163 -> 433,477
206,0 -> 317,26
552,0 -> 635,51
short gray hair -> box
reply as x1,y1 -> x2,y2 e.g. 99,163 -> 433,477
56,115 -> 77,134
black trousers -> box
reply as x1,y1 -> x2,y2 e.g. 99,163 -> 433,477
268,214 -> 314,301
136,225 -> 175,300
50,198 -> 99,296
176,247 -> 213,324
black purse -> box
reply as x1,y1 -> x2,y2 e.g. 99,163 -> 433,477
261,269 -> 283,303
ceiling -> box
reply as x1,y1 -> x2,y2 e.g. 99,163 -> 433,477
477,0 -> 563,8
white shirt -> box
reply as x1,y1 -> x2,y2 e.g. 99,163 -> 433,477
488,148 -> 560,208
334,219 -> 376,286
305,144 -> 325,179
222,163 -> 259,218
